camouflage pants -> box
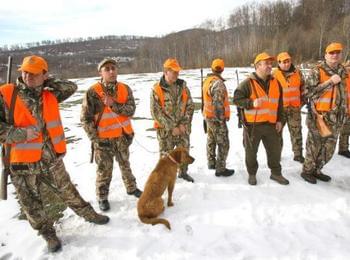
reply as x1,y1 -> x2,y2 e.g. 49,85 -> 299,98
94,135 -> 136,200
282,107 -> 303,157
10,159 -> 97,235
303,116 -> 341,173
338,116 -> 350,152
156,128 -> 190,174
243,124 -> 282,176
206,120 -> 229,171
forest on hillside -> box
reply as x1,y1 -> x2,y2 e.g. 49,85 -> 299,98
0,0 -> 349,80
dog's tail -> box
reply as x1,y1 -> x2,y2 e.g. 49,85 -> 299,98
139,216 -> 171,230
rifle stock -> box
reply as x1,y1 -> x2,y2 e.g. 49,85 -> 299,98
200,68 -> 207,133
310,101 -> 332,137
1,56 -> 13,200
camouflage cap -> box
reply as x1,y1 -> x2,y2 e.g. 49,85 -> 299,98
97,58 -> 118,71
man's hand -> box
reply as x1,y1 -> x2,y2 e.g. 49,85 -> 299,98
253,97 -> 266,108
329,74 -> 341,85
178,124 -> 187,135
26,126 -> 40,141
103,95 -> 114,107
275,122 -> 282,133
172,127 -> 181,136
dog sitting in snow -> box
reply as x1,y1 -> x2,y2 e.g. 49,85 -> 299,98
137,147 -> 195,230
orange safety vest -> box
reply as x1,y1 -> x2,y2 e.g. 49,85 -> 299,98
244,78 -> 280,123
315,68 -> 339,112
92,82 -> 134,138
152,83 -> 188,128
0,84 -> 66,163
202,75 -> 230,119
274,69 -> 301,108
347,76 -> 350,115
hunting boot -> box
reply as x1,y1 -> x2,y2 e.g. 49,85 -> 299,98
301,171 -> 317,184
42,229 -> 62,253
248,175 -> 257,185
338,150 -> 350,158
98,199 -> 110,211
312,170 -> 331,182
270,174 -> 289,185
215,168 -> 235,177
208,161 -> 216,170
84,211 -> 110,225
178,172 -> 194,183
127,188 -> 143,198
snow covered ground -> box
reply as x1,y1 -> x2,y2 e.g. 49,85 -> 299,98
1,67 -> 350,260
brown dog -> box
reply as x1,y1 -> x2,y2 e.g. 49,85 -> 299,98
137,147 -> 195,230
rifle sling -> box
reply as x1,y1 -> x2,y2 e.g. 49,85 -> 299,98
4,86 -> 19,164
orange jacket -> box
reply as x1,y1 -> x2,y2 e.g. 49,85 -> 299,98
0,84 -> 66,163
92,82 -> 133,138
244,79 -> 280,123
152,83 -> 188,128
202,75 -> 230,119
274,69 -> 302,107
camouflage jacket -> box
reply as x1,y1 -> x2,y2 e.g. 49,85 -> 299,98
233,72 -> 284,123
150,76 -> 194,132
204,73 -> 229,122
0,77 -> 77,174
80,81 -> 136,142
305,61 -> 349,125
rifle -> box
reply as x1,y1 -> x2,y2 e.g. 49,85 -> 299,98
200,68 -> 207,133
235,70 -> 243,128
1,56 -> 16,200
90,90 -> 107,163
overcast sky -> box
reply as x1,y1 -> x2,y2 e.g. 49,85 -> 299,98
0,0 -> 266,46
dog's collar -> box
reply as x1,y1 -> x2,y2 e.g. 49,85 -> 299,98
165,153 -> 179,165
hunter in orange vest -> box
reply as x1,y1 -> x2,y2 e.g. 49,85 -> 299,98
301,42 -> 349,184
233,52 -> 289,186
202,58 -> 234,177
150,58 -> 195,182
274,52 -> 305,163
338,62 -> 350,158
81,57 -> 142,211
0,55 -> 109,252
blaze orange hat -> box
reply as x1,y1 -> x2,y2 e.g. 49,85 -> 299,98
325,42 -> 343,53
254,52 -> 275,65
277,52 -> 291,62
163,58 -> 182,72
18,55 -> 48,74
211,58 -> 224,72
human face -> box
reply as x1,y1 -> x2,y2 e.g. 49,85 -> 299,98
255,59 -> 273,79
164,69 -> 179,85
21,71 -> 47,88
325,50 -> 342,68
99,63 -> 117,84
278,59 -> 291,71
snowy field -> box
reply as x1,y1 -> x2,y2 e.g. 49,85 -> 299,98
1,67 -> 350,260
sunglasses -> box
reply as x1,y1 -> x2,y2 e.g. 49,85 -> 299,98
328,50 -> 341,55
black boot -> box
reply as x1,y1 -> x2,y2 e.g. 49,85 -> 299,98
178,172 -> 194,182
338,150 -> 350,158
98,200 -> 110,211
312,171 -> 331,182
127,188 -> 143,198
215,168 -> 235,177
301,171 -> 317,184
208,162 -> 216,170
248,175 -> 257,185
293,155 -> 305,163
270,174 -> 289,185
42,230 -> 62,253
